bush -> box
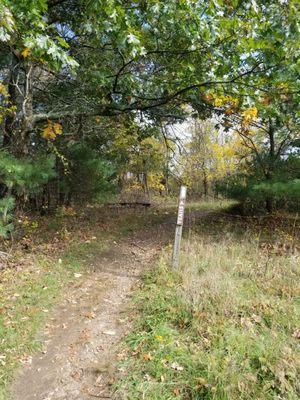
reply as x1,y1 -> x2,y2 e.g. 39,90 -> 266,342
59,142 -> 117,203
217,156 -> 300,213
0,151 -> 56,238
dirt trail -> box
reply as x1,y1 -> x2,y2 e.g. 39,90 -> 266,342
11,221 -> 173,400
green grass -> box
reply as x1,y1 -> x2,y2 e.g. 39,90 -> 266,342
117,209 -> 300,399
0,259 -> 76,399
0,236 -> 108,400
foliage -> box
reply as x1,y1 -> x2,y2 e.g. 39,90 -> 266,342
0,0 -> 299,223
60,142 -> 117,202
42,120 -> 63,141
180,120 -> 242,196
217,156 -> 300,213
107,119 -> 167,196
0,151 -> 56,237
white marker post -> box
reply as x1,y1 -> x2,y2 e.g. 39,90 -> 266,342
172,186 -> 187,269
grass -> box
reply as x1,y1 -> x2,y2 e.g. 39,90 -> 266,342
0,255 -> 83,399
0,203 -> 172,400
117,205 -> 300,399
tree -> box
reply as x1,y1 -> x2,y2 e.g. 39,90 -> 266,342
2,1 -> 299,152
212,95 -> 300,212
0,0 -> 299,231
180,119 -> 241,197
107,117 -> 167,199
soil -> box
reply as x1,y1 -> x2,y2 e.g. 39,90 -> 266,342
11,220 -> 173,400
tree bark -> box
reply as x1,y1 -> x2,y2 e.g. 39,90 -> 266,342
203,170 -> 208,197
265,119 -> 275,213
3,58 -> 19,149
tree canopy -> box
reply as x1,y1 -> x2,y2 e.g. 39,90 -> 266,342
0,0 -> 299,234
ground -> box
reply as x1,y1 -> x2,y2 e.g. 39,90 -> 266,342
1,201 -> 299,400
12,226 -> 170,399
1,205 -> 175,400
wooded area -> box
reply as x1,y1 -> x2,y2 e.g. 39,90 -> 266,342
0,0 -> 299,238
0,1 -> 299,400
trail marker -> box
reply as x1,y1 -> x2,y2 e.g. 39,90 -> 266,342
172,186 -> 187,269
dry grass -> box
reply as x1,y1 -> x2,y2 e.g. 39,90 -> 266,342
118,209 -> 300,400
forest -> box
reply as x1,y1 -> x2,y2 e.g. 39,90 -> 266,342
0,1 -> 299,399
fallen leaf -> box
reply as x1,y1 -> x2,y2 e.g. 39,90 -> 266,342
102,330 -> 116,336
19,355 -> 32,365
143,353 -> 153,361
292,329 -> 300,339
170,362 -> 184,371
84,312 -> 96,319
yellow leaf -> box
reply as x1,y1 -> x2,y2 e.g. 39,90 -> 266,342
42,120 -> 63,140
53,122 -> 62,135
143,353 -> 153,361
21,48 -> 30,58
242,107 -> 258,123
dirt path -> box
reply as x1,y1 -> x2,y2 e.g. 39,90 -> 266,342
11,221 -> 172,400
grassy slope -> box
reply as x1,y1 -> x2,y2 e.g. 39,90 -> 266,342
0,204 -> 171,400
117,203 -> 300,399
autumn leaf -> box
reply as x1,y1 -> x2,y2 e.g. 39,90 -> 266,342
42,120 -> 63,140
53,122 -> 62,135
21,47 -> 30,58
242,107 -> 258,124
143,353 -> 153,361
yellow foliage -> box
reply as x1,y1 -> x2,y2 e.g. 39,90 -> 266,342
242,107 -> 258,124
148,172 -> 165,191
0,80 -> 15,123
214,97 -> 224,107
0,82 -> 8,96
42,120 -> 63,140
21,47 -> 31,58
203,92 -> 239,113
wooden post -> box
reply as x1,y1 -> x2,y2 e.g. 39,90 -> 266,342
172,186 -> 187,269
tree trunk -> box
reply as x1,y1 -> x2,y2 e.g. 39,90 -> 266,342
3,59 -> 19,149
203,170 -> 208,197
143,172 -> 150,201
265,119 -> 276,213
265,197 -> 273,213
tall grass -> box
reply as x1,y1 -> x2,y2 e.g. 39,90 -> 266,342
118,229 -> 300,399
